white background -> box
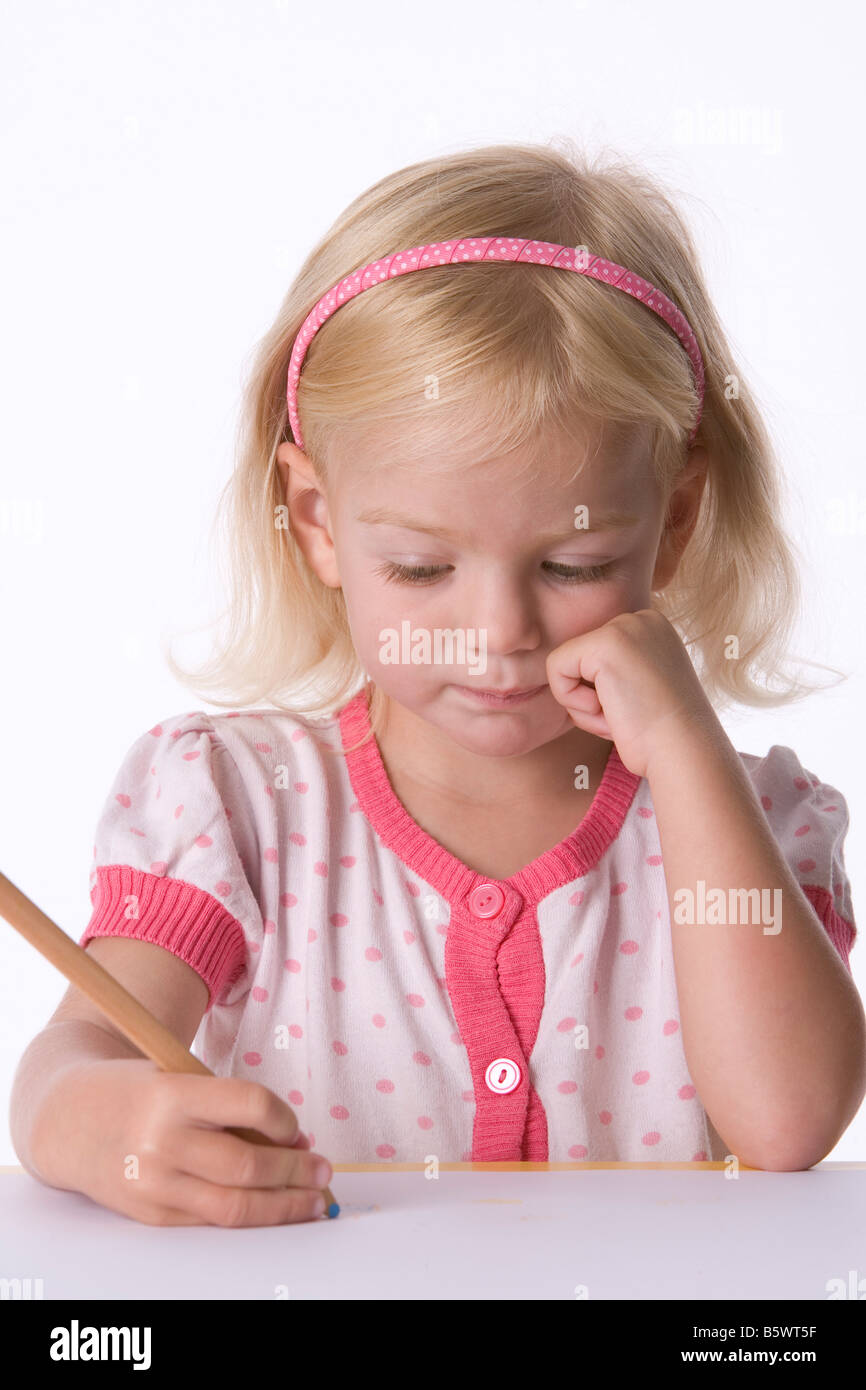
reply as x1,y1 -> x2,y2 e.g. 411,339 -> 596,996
1,0 -> 864,1161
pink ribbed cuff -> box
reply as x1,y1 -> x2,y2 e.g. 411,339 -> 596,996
80,865 -> 248,1012
802,884 -> 856,973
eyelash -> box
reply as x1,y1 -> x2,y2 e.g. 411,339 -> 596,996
374,560 -> 616,586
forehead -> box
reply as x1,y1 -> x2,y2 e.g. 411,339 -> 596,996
336,418 -> 656,522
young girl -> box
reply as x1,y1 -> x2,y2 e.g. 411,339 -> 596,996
13,141 -> 864,1227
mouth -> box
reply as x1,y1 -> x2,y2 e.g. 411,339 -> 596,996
454,683 -> 548,706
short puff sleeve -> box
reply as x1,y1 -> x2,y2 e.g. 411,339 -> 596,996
743,744 -> 857,971
79,712 -> 263,1011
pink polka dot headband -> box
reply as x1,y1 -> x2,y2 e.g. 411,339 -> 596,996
286,237 -> 705,451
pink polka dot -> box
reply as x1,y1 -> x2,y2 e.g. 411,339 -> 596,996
294,782 -> 309,793
264,847 -> 278,862
254,741 -> 272,753
625,1006 -> 643,1020
149,724 -> 163,737
413,1052 -> 431,1066
330,1105 -> 349,1120
332,1040 -> 348,1055
250,986 -> 267,1002
314,861 -> 328,876
633,1071 -> 650,1085
417,1116 -> 433,1129
406,881 -> 420,897
794,824 -> 810,837
339,856 -> 357,868
376,1144 -> 396,1159
557,1081 -> 578,1094
288,1024 -> 302,1038
568,891 -> 585,905
678,1084 -> 696,1100
450,1031 -> 462,1045
637,806 -> 653,818
280,892 -> 298,908
373,889 -> 384,905
570,952 -> 584,967
130,828 -> 146,837
372,1014 -> 386,1028
663,1019 -> 679,1035
195,834 -> 212,848
568,1144 -> 588,1158
307,928 -> 317,942
407,993 -> 425,1007
330,913 -> 348,926
462,1090 -> 474,1101
595,1045 -> 605,1059
215,880 -> 231,896
284,958 -> 301,973
174,804 -> 183,818
116,794 -> 131,808
376,1079 -> 395,1093
692,1150 -> 708,1162
797,859 -> 816,873
291,728 -> 306,742
263,919 -> 276,934
289,831 -> 306,845
761,795 -> 772,810
611,882 -> 628,895
150,861 -> 167,875
403,931 -> 415,945
599,1110 -> 612,1125
288,1090 -> 304,1105
243,1052 -> 262,1066
365,947 -> 382,961
558,1017 -> 578,1031
794,776 -> 810,790
642,1131 -> 661,1146
620,940 -> 639,954
645,855 -> 663,866
331,978 -> 346,992
182,751 -> 200,761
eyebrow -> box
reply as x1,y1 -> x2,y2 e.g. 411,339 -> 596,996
356,505 -> 641,541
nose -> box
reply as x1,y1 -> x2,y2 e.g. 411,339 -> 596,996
462,570 -> 542,656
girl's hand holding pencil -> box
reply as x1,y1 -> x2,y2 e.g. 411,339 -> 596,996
0,870 -> 339,1226
35,1055 -> 334,1228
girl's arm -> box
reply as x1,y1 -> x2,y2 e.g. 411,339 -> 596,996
647,719 -> 866,1171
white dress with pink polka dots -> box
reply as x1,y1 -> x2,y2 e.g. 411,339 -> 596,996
80,689 -> 857,1163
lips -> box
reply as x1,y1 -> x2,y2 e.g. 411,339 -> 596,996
455,683 -> 547,704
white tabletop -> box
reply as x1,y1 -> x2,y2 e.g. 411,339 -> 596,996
1,1162 -> 862,1300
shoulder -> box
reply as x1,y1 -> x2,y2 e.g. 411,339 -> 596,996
737,743 -> 850,828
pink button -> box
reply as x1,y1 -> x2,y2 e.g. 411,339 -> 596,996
468,882 -> 505,918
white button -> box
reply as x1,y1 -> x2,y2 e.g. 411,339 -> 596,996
485,1057 -> 522,1094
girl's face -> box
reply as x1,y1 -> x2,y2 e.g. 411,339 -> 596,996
277,421 -> 705,758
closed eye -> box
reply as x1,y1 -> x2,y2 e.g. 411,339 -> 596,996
374,560 -> 616,585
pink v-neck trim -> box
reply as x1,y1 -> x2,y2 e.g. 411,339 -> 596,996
337,688 -> 641,904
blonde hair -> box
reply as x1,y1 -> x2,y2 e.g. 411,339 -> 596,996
166,138 -> 845,753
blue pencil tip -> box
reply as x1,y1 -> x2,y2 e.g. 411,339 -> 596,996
327,1202 -> 340,1219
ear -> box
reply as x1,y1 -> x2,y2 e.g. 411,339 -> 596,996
275,441 -> 342,589
651,445 -> 709,593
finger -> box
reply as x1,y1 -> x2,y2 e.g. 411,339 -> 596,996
164,1125 -> 331,1192
155,1170 -> 327,1227
162,1074 -> 304,1148
563,683 -> 601,715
